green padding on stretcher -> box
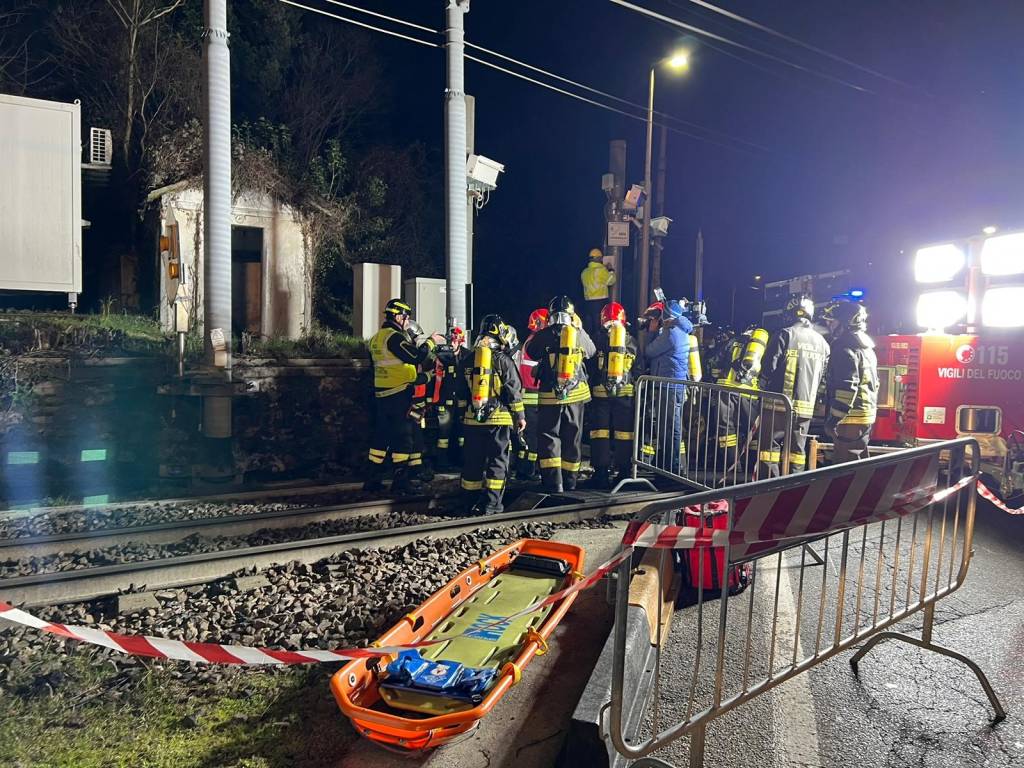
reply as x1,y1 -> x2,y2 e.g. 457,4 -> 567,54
379,570 -> 562,715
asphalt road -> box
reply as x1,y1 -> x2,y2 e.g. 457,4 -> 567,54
626,499 -> 1024,768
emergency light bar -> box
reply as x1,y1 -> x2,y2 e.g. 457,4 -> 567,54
981,285 -> 1024,328
980,232 -> 1024,277
916,290 -> 967,331
914,243 -> 966,283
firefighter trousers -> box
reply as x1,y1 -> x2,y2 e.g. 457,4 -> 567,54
833,423 -> 872,464
538,401 -> 585,491
429,405 -> 455,469
758,410 -> 810,479
589,396 -> 634,474
713,392 -> 754,476
460,424 -> 511,512
367,391 -> 414,480
517,402 -> 540,477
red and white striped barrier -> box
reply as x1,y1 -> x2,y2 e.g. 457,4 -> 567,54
976,481 -> 1024,515
0,458 -> 1010,667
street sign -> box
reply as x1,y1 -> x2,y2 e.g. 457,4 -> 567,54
608,221 -> 630,247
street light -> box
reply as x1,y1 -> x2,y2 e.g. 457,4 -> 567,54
638,49 -> 691,316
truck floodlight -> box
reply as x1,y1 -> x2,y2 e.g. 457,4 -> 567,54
914,243 -> 966,283
980,231 -> 1024,277
916,289 -> 967,331
981,285 -> 1024,328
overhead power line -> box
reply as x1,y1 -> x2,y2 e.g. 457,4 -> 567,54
673,0 -> 913,89
608,0 -> 874,95
278,0 -> 769,155
321,0 -> 438,35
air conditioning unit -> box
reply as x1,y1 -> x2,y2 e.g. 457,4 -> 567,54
89,127 -> 112,166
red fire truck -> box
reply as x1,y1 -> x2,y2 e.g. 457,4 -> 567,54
873,230 -> 1024,498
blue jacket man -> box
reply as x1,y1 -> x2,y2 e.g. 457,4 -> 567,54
641,301 -> 695,475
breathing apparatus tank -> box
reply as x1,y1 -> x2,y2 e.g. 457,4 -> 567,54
470,343 -> 495,422
606,321 -> 627,394
687,335 -> 703,382
555,322 -> 578,399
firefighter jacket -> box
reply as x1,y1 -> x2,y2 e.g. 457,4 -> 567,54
368,321 -> 436,398
759,319 -> 830,419
456,344 -> 525,427
716,328 -> 769,391
580,261 -> 616,301
588,328 -> 638,398
827,330 -> 878,426
644,316 -> 695,381
516,336 -> 542,407
524,323 -> 596,406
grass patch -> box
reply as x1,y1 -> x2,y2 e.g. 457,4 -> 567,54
242,329 -> 367,360
0,653 -> 357,768
0,310 -> 168,356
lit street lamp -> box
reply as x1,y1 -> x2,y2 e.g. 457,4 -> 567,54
637,50 -> 690,315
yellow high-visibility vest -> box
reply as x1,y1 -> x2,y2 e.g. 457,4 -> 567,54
368,327 -> 417,391
580,261 -> 616,300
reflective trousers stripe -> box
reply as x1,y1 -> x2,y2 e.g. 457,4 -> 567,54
391,452 -> 410,463
590,429 -> 611,439
561,459 -> 582,472
539,457 -> 561,469
485,478 -> 505,490
461,478 -> 484,491
718,434 -> 739,447
613,431 -> 634,441
759,450 -> 781,462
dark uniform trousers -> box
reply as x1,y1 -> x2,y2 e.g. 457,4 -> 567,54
758,410 -> 810,479
833,423 -> 872,464
461,425 -> 512,510
538,401 -> 585,490
713,391 -> 755,475
367,391 -> 414,476
517,401 -> 540,477
589,396 -> 634,474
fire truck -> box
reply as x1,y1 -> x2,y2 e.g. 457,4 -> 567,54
873,230 -> 1024,499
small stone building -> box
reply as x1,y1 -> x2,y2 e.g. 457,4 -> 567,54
152,184 -> 310,340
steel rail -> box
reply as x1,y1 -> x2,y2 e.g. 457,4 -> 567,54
0,494 -> 454,560
0,490 -> 682,608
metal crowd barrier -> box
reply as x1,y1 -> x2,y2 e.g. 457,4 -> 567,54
608,437 -> 1003,768
632,375 -> 795,489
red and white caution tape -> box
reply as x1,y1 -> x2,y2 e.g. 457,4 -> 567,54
977,481 -> 1024,515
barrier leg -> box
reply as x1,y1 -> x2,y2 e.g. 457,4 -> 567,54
688,724 -> 706,768
849,603 -> 1006,724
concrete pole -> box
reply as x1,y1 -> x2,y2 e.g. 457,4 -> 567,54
651,123 -> 668,294
637,67 -> 655,317
203,0 -> 231,371
444,0 -> 470,328
608,140 -> 626,304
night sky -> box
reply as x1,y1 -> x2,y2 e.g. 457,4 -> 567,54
336,0 -> 1023,334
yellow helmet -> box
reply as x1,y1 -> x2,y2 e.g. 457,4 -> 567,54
589,248 -> 603,260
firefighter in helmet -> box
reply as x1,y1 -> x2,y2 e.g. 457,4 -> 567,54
587,301 -> 638,489
712,323 -> 769,477
705,326 -> 736,382
758,295 -> 830,477
821,300 -> 878,463
515,308 -> 549,479
365,299 -> 443,493
429,326 -> 469,471
457,314 -> 525,514
524,296 -> 596,492
580,248 -> 616,334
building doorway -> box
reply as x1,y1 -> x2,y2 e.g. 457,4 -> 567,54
231,226 -> 263,341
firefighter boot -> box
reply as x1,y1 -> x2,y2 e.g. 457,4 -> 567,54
590,467 -> 612,491
562,469 -> 578,492
362,463 -> 385,493
391,467 -> 425,496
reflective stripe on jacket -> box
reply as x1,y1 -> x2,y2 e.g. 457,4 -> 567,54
589,328 -> 638,398
524,323 -> 596,406
580,261 -> 616,300
827,330 -> 878,425
456,345 -> 525,427
759,320 -> 829,418
369,323 -> 435,396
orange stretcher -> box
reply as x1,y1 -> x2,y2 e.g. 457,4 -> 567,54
330,538 -> 585,751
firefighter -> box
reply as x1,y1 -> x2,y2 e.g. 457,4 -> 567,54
640,299 -> 696,476
457,315 -> 525,514
580,248 -> 616,335
524,296 -> 596,492
758,295 -> 830,477
515,308 -> 549,479
712,323 -> 769,475
705,326 -> 736,382
429,326 -> 468,471
364,299 -> 443,493
587,301 -> 637,489
822,300 -> 878,463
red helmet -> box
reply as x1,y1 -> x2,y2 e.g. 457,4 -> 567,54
448,326 -> 466,346
643,301 -> 665,318
528,308 -> 549,332
600,301 -> 626,326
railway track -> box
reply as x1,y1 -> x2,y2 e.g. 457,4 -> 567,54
0,493 -> 453,560
0,489 -> 680,608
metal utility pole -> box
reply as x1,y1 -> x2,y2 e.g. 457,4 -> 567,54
636,67 -> 655,316
465,94 -> 475,327
651,123 -> 668,293
203,0 -> 231,372
444,0 -> 470,328
695,228 -> 704,301
607,140 -> 626,303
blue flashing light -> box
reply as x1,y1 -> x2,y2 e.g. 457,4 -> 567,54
849,289 -> 865,299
